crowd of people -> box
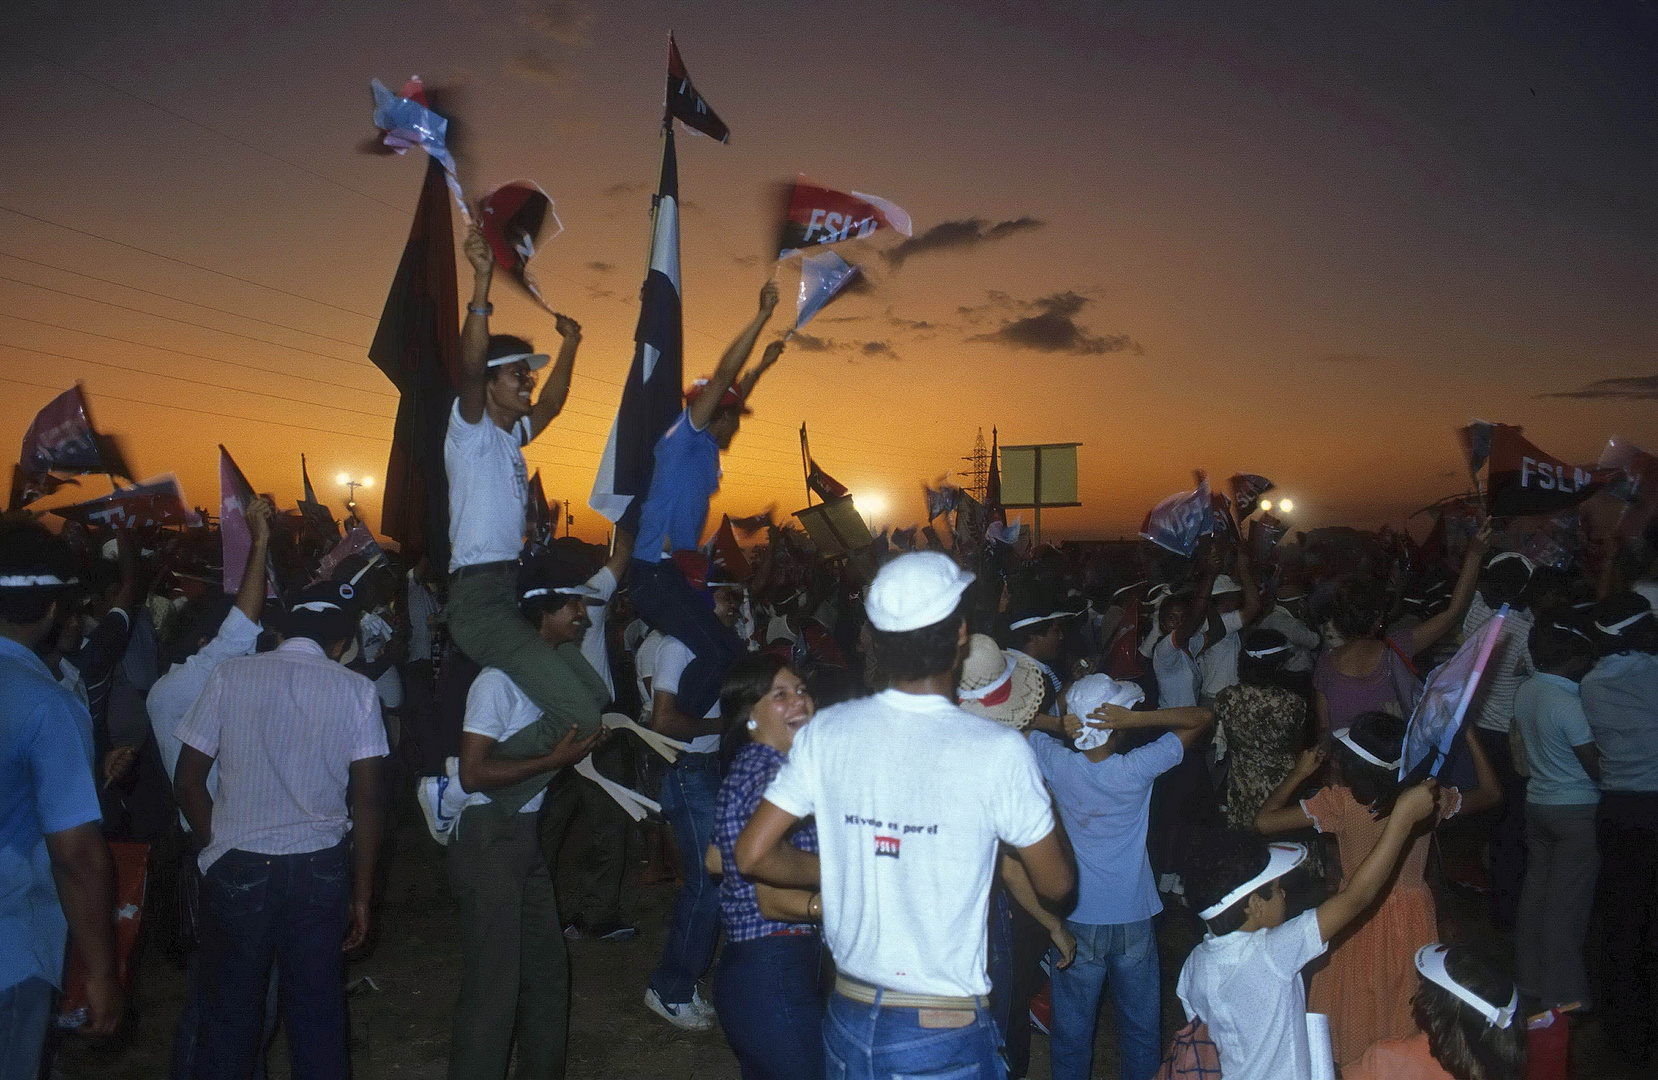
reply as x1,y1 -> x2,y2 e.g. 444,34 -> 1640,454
2,220 -> 1656,1080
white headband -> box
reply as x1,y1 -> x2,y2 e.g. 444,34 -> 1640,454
1243,642 -> 1293,660
292,600 -> 343,614
521,585 -> 598,601
1596,608 -> 1654,635
0,573 -> 77,588
1199,842 -> 1307,922
1335,727 -> 1403,770
1010,611 -> 1072,631
1414,944 -> 1518,1029
1486,551 -> 1535,573
487,351 -> 550,368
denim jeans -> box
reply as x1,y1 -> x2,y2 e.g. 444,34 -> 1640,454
170,951 -> 280,1080
0,977 -> 53,1080
714,934 -> 825,1080
1049,919 -> 1162,1080
649,753 -> 722,1004
628,559 -> 742,719
825,990 -> 1007,1080
985,887 -> 1045,1079
196,842 -> 352,1079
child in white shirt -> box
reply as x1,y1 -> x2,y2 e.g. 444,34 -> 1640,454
1176,782 -> 1439,1080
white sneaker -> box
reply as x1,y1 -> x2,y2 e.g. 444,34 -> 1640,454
644,987 -> 713,1031
689,986 -> 716,1021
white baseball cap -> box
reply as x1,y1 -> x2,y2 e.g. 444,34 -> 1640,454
866,552 -> 976,633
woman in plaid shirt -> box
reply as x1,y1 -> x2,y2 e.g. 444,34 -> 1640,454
708,655 -> 823,1080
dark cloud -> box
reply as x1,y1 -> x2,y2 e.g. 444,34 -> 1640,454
967,291 -> 1141,356
601,182 -> 641,198
861,341 -> 899,359
885,217 -> 1044,268
585,260 -> 614,273
508,50 -> 573,90
887,311 -> 937,331
789,333 -> 838,352
516,0 -> 594,45
1320,352 -> 1384,363
1545,374 -> 1658,401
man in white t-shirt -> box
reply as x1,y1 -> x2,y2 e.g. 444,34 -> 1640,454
444,222 -> 604,744
447,553 -> 607,1080
738,553 -> 1073,1080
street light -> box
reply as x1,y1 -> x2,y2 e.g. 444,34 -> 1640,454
1277,498 -> 1294,514
1260,499 -> 1273,513
856,492 -> 887,531
338,473 -> 374,515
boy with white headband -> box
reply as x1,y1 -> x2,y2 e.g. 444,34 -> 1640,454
1580,590 -> 1658,1067
1178,781 -> 1439,1080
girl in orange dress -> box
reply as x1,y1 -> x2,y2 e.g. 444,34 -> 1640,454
1253,712 -> 1501,1066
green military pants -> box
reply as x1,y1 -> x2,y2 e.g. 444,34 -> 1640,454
448,803 -> 568,1080
446,565 -> 608,745
541,745 -> 633,928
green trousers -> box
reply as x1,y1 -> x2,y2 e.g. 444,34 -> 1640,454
541,746 -> 632,927
448,803 -> 568,1080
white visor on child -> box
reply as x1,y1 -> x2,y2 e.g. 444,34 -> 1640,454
1334,728 -> 1403,771
1414,944 -> 1518,1029
487,351 -> 551,371
1198,842 -> 1307,922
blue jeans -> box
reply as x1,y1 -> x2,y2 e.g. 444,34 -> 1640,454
628,559 -> 742,719
0,977 -> 53,1080
196,843 -> 352,1079
1049,919 -> 1162,1080
714,934 -> 825,1080
650,753 -> 722,1004
825,991 -> 1007,1080
171,951 -> 280,1080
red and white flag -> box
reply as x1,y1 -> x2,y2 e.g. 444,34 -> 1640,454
479,180 -> 563,313
778,175 -> 911,258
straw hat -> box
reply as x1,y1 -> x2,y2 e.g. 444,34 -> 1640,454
957,633 -> 1047,730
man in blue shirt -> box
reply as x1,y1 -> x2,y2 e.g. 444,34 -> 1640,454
629,280 -> 787,726
1513,619 -> 1601,1012
0,521 -> 119,1079
1031,680 -> 1212,1080
1581,591 -> 1658,1067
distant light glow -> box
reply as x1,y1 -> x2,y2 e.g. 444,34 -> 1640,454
857,492 -> 888,519
1259,499 -> 1273,512
336,472 -> 351,486
1278,498 -> 1294,513
361,476 -> 373,488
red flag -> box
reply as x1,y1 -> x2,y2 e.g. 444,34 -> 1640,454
527,470 -> 555,549
806,459 -> 850,503
1106,597 -> 1143,680
666,35 -> 730,143
318,524 -> 386,582
479,180 -> 562,312
778,174 -> 912,257
8,467 -> 78,511
1460,423 -> 1615,517
369,157 -> 460,571
712,516 -> 752,583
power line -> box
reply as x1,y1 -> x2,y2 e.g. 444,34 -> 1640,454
0,204 -> 379,320
0,251 -> 374,350
0,314 -> 395,400
0,275 -> 379,370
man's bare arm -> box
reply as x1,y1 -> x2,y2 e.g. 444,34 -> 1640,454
175,744 -> 215,842
687,281 -> 778,430
530,314 -> 581,437
1012,829 -> 1074,902
46,822 -> 121,1034
650,689 -> 723,740
457,224 -> 495,424
736,339 -> 787,403
735,799 -> 820,889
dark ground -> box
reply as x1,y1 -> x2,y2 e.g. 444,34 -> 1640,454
54,792 -> 1651,1079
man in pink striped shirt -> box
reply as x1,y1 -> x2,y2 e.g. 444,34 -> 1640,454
175,580 -> 388,1080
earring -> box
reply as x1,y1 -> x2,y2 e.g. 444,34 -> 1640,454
746,719 -> 759,731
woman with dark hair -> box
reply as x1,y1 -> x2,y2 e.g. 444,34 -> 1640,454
706,654 -> 824,1080
1254,711 -> 1501,1066
1313,528 -> 1490,737
1215,628 -> 1308,829
1345,944 -> 1527,1080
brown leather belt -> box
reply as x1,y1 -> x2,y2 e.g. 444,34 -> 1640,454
833,973 -> 988,1011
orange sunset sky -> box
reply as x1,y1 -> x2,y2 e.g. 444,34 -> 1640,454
2,1 -> 1653,544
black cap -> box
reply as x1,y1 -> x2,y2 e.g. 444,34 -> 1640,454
518,548 -> 601,605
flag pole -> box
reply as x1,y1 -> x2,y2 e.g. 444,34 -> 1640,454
800,423 -> 814,506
